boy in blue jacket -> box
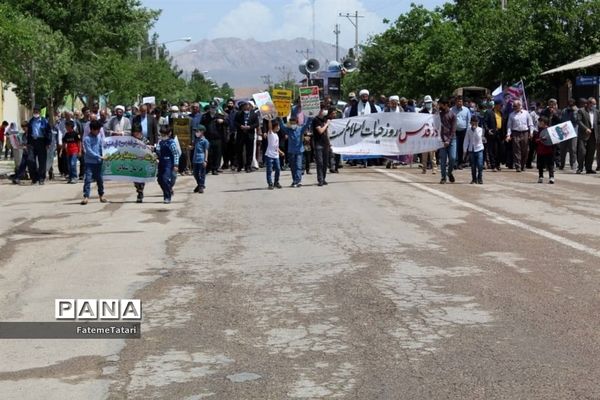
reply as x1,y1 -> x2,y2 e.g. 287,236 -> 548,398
279,115 -> 311,187
190,124 -> 209,193
81,120 -> 107,205
155,126 -> 179,204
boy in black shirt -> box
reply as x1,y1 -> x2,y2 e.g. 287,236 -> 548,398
311,104 -> 331,186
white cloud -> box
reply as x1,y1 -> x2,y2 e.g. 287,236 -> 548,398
211,1 -> 274,39
212,0 -> 387,49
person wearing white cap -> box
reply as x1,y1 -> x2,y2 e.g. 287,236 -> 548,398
384,96 -> 404,113
105,105 -> 131,136
419,95 -> 437,174
349,89 -> 378,117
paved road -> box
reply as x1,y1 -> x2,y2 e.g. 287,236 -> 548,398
0,164 -> 599,399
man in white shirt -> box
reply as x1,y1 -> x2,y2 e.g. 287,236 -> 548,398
506,100 -> 534,172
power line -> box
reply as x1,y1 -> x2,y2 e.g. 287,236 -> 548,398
296,48 -> 311,60
338,11 -> 365,58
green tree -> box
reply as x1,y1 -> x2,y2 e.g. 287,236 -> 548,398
0,4 -> 72,116
1,0 -> 160,107
347,0 -> 600,101
216,82 -> 235,101
183,69 -> 232,102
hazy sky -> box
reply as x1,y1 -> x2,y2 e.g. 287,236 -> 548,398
142,0 -> 448,52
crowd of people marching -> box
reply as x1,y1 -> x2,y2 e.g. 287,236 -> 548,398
1,90 -> 598,203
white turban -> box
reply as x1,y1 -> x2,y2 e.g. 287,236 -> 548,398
389,95 -> 400,102
359,89 -> 369,97
115,105 -> 125,112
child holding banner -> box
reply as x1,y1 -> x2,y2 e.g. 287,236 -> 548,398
534,116 -> 555,184
132,124 -> 151,203
265,118 -> 284,190
155,126 -> 180,204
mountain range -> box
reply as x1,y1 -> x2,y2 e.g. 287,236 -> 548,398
172,37 -> 347,96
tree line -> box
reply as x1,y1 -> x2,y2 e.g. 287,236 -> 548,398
343,0 -> 600,101
0,0 -> 233,118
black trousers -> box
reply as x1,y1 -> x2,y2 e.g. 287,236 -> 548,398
177,151 -> 188,173
504,141 -> 513,168
29,140 -> 47,182
456,129 -> 467,166
237,133 -> 254,171
527,138 -> 536,168
79,155 -> 85,178
208,139 -> 222,172
537,154 -> 554,178
58,151 -> 68,176
304,150 -> 312,172
577,133 -> 597,172
486,134 -> 500,169
315,146 -> 329,184
222,139 -> 236,168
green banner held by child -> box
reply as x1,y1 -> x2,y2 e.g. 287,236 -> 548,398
102,136 -> 158,182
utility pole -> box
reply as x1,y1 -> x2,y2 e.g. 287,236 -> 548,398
333,24 -> 341,62
339,11 -> 364,58
311,0 -> 316,55
275,66 -> 293,87
260,75 -> 273,87
296,48 -> 311,60
501,0 -> 507,10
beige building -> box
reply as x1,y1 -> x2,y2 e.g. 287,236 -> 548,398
0,81 -> 28,125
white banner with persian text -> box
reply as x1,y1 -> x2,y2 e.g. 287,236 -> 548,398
329,112 -> 443,156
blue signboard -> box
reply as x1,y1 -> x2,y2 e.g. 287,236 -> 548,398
576,76 -> 599,86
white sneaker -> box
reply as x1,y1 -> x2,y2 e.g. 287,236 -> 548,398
549,177 -> 555,184
537,177 -> 543,183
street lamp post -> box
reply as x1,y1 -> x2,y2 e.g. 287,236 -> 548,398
137,37 -> 192,61
155,37 -> 192,60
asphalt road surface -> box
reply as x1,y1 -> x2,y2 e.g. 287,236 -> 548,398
0,164 -> 599,399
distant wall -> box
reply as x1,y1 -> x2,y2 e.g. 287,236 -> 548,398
0,82 -> 27,126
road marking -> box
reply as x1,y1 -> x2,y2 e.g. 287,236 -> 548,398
376,169 -> 600,259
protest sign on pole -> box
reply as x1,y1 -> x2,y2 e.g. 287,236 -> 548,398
172,118 -> 191,149
172,117 -> 191,171
272,89 -> 293,117
102,136 -> 157,182
299,86 -> 320,117
142,96 -> 155,105
329,113 -> 443,156
544,121 -> 577,145
252,92 -> 277,119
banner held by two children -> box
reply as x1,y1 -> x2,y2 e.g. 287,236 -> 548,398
102,136 -> 157,182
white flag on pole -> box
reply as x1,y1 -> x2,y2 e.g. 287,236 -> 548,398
492,84 -> 503,96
